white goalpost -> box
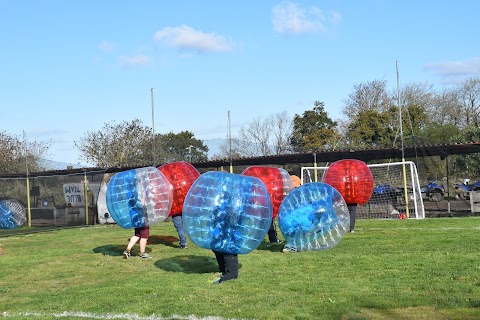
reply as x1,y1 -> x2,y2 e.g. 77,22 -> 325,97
301,161 -> 425,219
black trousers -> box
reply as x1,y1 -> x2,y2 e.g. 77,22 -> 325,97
213,250 -> 238,282
267,220 -> 279,242
348,205 -> 357,232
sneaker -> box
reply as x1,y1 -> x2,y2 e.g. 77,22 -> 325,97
180,244 -> 188,249
139,252 -> 152,259
276,239 -> 284,244
212,273 -> 222,284
350,230 -> 355,233
282,245 -> 297,253
123,250 -> 130,259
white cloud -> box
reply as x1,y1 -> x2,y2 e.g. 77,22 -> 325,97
272,1 -> 341,35
154,25 -> 234,53
425,57 -> 480,82
98,41 -> 115,52
119,54 -> 151,67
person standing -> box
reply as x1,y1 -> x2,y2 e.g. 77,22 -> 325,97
123,225 -> 151,259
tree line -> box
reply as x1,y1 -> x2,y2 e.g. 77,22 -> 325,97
2,77 -> 480,178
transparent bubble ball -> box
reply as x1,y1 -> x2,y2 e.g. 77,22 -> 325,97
0,199 -> 27,229
278,182 -> 349,252
106,167 -> 173,229
183,171 -> 272,254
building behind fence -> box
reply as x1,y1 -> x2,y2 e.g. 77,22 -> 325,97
0,169 -> 107,227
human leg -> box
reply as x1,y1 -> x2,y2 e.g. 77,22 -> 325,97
139,237 -> 148,254
267,220 -> 280,243
348,205 -> 357,232
213,250 -> 226,275
172,215 -> 187,247
123,235 -> 140,258
220,254 -> 238,282
126,236 -> 140,251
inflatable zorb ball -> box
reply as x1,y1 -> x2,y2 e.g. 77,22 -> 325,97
158,161 -> 200,217
106,167 -> 173,229
323,159 -> 374,206
241,166 -> 294,219
0,199 -> 27,229
183,171 -> 272,254
278,182 -> 349,252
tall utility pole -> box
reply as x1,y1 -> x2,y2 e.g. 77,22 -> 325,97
187,145 -> 194,162
23,130 -> 31,227
151,88 -> 156,166
228,111 -> 233,173
397,61 -> 410,218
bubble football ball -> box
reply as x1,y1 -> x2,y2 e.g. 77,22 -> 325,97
241,166 -> 294,219
0,199 -> 27,229
183,171 -> 272,254
106,167 -> 173,229
278,182 -> 349,252
158,161 -> 200,217
323,159 -> 374,205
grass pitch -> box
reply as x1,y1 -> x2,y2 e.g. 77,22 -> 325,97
0,217 -> 479,320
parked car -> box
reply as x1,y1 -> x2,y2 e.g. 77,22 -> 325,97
420,181 -> 445,202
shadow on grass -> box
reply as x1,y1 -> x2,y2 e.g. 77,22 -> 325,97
92,244 -> 152,256
154,255 -> 243,274
255,241 -> 284,252
147,235 -> 179,248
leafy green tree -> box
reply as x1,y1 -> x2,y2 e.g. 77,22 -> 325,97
75,119 -> 153,167
342,80 -> 392,119
346,110 -> 395,147
455,77 -> 480,128
159,131 -> 208,163
449,126 -> 480,178
0,130 -> 50,174
75,119 -> 208,167
414,124 -> 460,145
290,101 -> 339,152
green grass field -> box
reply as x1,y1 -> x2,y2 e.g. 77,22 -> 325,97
1,217 -> 479,320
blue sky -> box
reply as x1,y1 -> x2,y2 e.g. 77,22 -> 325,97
1,0 -> 480,167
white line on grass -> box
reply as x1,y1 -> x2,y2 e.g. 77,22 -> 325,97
2,311 -> 253,320
363,226 -> 480,231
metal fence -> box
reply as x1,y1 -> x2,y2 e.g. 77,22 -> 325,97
0,169 -> 108,228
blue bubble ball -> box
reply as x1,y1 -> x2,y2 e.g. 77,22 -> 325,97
106,167 -> 173,229
0,199 -> 27,229
278,182 -> 349,252
182,171 -> 272,254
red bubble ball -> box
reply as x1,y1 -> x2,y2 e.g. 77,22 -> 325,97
241,166 -> 294,218
323,159 -> 374,206
158,161 -> 200,216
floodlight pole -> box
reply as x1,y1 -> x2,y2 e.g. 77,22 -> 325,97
228,111 -> 233,173
151,88 -> 156,166
397,61 -> 410,218
187,145 -> 194,162
23,130 -> 31,227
